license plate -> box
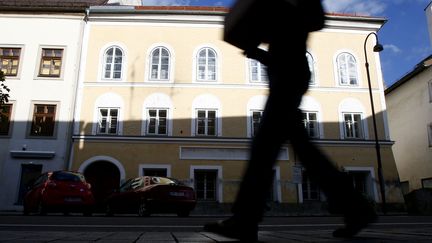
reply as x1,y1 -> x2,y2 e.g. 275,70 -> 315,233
64,197 -> 82,202
169,192 -> 185,197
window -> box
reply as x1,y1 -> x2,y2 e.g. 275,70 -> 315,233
302,171 -> 320,201
194,170 -> 217,201
0,104 -> 12,136
143,168 -> 167,177
302,111 -> 319,138
422,178 -> 432,189
196,110 -> 217,136
30,104 -> 56,136
400,181 -> 409,195
343,113 -> 364,139
103,46 -> 123,79
147,109 -> 167,135
429,81 -> 432,103
97,108 -> 119,135
428,124 -> 432,147
251,110 -> 263,137
249,59 -> 268,83
337,52 -> 358,86
306,52 -> 315,85
39,48 -> 63,77
150,47 -> 170,81
197,48 -> 217,81
0,47 -> 21,76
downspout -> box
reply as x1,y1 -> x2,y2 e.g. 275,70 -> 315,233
67,8 -> 90,171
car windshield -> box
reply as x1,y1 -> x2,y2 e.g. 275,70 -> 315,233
151,177 -> 183,185
51,171 -> 85,182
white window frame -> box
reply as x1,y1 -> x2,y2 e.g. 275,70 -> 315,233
193,46 -> 220,83
102,46 -> 124,80
190,165 -> 223,203
191,94 -> 222,136
96,107 -> 119,135
195,109 -> 217,136
428,80 -> 432,103
428,123 -> 432,147
302,111 -> 320,139
139,164 -> 171,177
145,108 -> 168,136
342,112 -> 364,139
0,45 -> 24,79
249,58 -> 268,83
343,166 -> 379,202
306,52 -> 316,85
148,46 -> 171,82
34,45 -> 66,80
335,51 -> 360,87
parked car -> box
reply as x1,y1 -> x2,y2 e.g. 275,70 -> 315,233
23,171 -> 95,216
105,176 -> 196,217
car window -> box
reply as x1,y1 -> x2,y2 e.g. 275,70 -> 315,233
30,173 -> 47,188
51,171 -> 84,182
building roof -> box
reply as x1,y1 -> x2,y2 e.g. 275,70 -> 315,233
385,54 -> 432,95
0,0 -> 108,12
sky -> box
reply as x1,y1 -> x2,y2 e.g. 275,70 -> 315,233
140,0 -> 432,87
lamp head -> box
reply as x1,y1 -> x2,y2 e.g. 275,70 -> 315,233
373,43 -> 384,52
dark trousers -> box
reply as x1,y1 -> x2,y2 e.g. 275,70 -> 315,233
232,30 -> 356,223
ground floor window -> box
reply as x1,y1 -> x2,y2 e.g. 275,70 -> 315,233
143,168 -> 167,177
194,170 -> 217,201
422,178 -> 432,189
345,169 -> 376,201
302,171 -> 320,201
400,181 -> 409,195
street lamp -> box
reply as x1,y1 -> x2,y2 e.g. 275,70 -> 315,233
364,32 -> 386,214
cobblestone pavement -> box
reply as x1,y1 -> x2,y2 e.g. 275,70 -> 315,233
1,227 -> 432,242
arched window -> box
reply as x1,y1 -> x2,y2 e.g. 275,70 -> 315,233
306,52 -> 315,85
197,48 -> 217,81
249,59 -> 268,83
149,47 -> 170,81
336,52 -> 358,85
103,46 -> 123,79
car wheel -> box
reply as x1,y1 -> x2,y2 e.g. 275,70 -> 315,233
177,211 -> 190,217
106,204 -> 113,216
138,200 -> 150,217
37,201 -> 46,216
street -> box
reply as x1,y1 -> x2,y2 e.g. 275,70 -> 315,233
0,214 -> 432,242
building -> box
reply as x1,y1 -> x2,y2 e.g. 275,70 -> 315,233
385,56 -> 432,194
0,0 -> 106,211
69,5 -> 404,213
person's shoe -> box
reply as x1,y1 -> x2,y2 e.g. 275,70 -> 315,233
204,217 -> 258,242
333,196 -> 377,238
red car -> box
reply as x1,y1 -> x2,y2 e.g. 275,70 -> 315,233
23,171 -> 95,216
105,176 -> 196,217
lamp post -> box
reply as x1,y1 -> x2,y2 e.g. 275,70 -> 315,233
364,32 -> 386,214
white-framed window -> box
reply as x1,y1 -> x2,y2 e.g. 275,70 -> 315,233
194,169 -> 217,201
97,107 -> 119,135
302,111 -> 319,138
251,110 -> 263,137
302,170 -> 320,201
343,113 -> 364,139
196,47 -> 217,82
196,109 -> 217,136
103,46 -> 123,80
249,59 -> 268,83
344,167 -> 378,202
336,52 -> 358,86
29,103 -> 58,137
0,47 -> 21,77
149,46 -> 170,81
146,108 -> 168,136
37,47 -> 65,78
306,52 -> 316,85
0,103 -> 13,136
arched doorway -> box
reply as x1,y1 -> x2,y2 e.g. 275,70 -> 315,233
84,161 -> 120,211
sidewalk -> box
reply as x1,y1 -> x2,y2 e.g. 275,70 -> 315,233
1,227 -> 432,242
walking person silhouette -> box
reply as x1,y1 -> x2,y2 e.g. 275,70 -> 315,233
204,0 -> 377,242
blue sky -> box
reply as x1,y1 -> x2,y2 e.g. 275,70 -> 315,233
140,0 -> 432,87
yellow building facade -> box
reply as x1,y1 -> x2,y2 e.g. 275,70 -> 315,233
70,6 -> 404,213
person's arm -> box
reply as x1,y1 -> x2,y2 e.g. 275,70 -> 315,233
244,48 -> 270,66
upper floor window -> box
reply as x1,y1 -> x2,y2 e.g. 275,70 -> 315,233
30,104 -> 56,136
251,110 -> 263,137
343,113 -> 364,139
97,107 -> 119,135
103,46 -> 123,80
306,52 -> 315,85
428,80 -> 432,103
0,48 -> 21,76
149,47 -> 170,81
39,48 -> 63,77
249,59 -> 268,83
197,48 -> 217,82
0,104 -> 12,136
196,109 -> 217,136
146,108 -> 168,136
428,123 -> 432,147
336,52 -> 358,86
302,111 -> 319,138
